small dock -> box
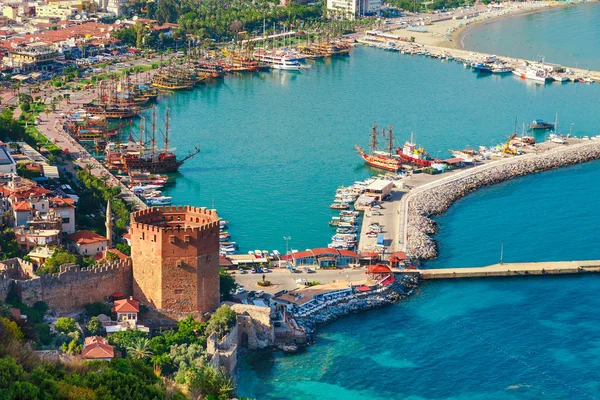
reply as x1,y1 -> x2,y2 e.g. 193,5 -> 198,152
396,260 -> 600,279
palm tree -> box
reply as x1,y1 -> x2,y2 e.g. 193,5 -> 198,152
126,337 -> 153,360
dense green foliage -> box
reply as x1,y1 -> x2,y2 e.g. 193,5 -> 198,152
0,304 -> 179,399
86,316 -> 103,336
122,0 -> 326,42
0,228 -> 24,260
35,249 -> 73,275
205,305 -> 236,339
85,301 -> 112,317
75,169 -> 131,235
55,317 -> 77,334
116,243 -> 131,256
219,268 -> 236,300
0,109 -> 27,141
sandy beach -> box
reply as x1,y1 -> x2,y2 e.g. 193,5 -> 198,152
388,1 -> 583,50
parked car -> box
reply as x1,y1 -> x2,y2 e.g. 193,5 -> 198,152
304,268 -> 316,274
238,268 -> 248,274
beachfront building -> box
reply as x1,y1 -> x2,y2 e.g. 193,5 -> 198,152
274,282 -> 355,315
284,248 -> 358,268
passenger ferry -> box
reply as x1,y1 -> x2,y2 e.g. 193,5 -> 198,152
253,50 -> 302,70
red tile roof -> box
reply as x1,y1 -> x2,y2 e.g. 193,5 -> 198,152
111,298 -> 139,313
49,196 -> 75,208
359,251 -> 381,259
291,251 -> 313,260
311,248 -> 339,257
12,201 -> 32,211
66,230 -> 108,245
82,337 -> 114,360
367,264 -> 392,274
93,248 -> 128,262
389,251 -> 408,262
337,249 -> 358,258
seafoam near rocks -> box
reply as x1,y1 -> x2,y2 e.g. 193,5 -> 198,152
406,142 -> 600,260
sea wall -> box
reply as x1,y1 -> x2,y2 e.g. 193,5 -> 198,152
406,142 -> 600,260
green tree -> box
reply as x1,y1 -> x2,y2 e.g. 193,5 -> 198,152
116,243 -> 131,256
55,317 -> 76,334
36,250 -> 76,275
0,357 -> 24,389
86,316 -> 103,336
219,268 -> 236,300
205,305 -> 236,339
126,337 -> 153,360
85,301 -> 112,317
187,365 -> 235,399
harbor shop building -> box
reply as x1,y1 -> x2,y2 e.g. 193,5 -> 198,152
286,248 -> 358,268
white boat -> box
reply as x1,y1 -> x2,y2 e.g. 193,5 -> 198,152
146,196 -> 172,206
253,50 -> 301,70
512,67 -> 550,82
551,74 -> 568,82
492,65 -> 512,74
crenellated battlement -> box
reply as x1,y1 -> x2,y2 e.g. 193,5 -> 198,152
131,206 -> 220,234
2,258 -> 133,312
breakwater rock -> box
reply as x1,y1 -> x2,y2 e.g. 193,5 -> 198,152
297,276 -> 419,341
407,142 -> 600,260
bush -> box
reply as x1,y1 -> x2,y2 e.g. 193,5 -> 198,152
36,250 -> 75,275
205,306 -> 236,339
20,102 -> 30,112
306,281 -> 321,287
54,317 -> 76,334
86,317 -> 103,336
85,302 -> 112,317
257,280 -> 272,287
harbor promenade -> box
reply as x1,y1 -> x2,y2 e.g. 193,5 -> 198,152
397,260 -> 600,279
35,93 -> 147,210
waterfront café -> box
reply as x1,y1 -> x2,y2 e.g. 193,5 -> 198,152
389,251 -> 409,268
273,281 -> 356,316
283,248 -> 358,268
358,250 -> 382,265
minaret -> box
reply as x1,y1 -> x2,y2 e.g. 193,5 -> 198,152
105,199 -> 112,248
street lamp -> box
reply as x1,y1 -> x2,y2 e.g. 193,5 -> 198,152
500,240 -> 504,265
283,236 -> 291,268
570,123 -> 574,137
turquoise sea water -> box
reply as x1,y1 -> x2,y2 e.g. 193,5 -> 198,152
133,45 -> 600,254
237,161 -> 600,400
461,2 -> 600,70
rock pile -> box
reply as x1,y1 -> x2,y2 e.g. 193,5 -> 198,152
407,142 -> 600,260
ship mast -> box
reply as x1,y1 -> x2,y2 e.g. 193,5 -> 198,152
151,105 -> 157,153
385,124 -> 395,156
164,106 -> 170,151
139,116 -> 145,157
369,121 -> 378,155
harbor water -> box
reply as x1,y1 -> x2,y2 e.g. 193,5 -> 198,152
122,21 -> 600,397
461,2 -> 600,70
135,45 -> 600,253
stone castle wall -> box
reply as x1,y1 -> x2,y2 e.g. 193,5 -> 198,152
0,259 -> 133,312
131,206 -> 220,315
230,304 -> 274,349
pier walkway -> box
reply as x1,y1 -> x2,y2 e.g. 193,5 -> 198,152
395,260 -> 600,279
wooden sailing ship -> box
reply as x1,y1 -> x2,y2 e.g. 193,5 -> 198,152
355,122 -> 403,172
105,106 -> 200,173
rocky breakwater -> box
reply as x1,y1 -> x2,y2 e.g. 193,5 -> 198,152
406,142 -> 600,260
297,275 -> 419,341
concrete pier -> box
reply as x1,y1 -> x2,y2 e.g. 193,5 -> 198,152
397,260 -> 600,279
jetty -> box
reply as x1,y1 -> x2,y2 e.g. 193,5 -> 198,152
396,260 -> 600,279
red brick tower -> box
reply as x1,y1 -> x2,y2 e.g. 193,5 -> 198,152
130,206 -> 220,315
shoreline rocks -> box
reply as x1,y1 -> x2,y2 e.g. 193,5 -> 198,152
296,276 -> 420,342
406,142 -> 600,260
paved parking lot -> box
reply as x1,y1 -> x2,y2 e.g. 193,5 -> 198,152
232,267 -> 368,294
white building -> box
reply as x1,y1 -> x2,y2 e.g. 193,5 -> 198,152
0,143 -> 16,174
66,230 -> 109,256
326,0 -> 381,19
